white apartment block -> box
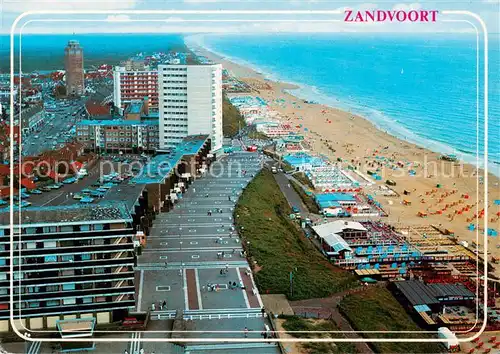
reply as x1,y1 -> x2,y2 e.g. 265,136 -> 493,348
158,64 -> 223,151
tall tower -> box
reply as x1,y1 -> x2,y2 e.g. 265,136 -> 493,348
64,40 -> 84,96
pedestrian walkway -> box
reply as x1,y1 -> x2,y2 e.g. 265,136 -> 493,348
136,151 -> 280,352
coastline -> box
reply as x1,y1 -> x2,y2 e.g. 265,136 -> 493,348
188,41 -> 500,265
186,35 -> 499,176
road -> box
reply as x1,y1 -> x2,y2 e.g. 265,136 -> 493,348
263,160 -> 308,215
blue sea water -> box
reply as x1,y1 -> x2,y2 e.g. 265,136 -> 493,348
186,33 -> 499,175
0,34 -> 185,73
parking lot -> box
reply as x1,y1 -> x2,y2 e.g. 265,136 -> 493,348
17,156 -> 145,209
22,98 -> 86,157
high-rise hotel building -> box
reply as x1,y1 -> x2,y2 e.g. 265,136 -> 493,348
158,64 -> 223,151
64,40 -> 85,96
113,64 -> 158,114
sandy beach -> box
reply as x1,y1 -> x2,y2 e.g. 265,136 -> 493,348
191,44 -> 500,272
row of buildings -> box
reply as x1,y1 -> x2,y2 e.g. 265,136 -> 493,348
1,135 -> 213,331
78,62 -> 223,153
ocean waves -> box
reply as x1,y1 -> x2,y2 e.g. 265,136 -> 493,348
187,33 -> 499,175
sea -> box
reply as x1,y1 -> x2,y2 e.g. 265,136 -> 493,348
0,34 -> 185,73
185,33 -> 500,176
0,33 -> 498,175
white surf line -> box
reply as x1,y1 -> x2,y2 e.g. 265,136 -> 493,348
247,267 -> 264,308
183,267 -> 189,310
236,267 -> 250,309
195,268 -> 203,310
136,270 -> 144,312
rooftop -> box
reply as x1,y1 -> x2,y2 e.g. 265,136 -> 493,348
312,220 -> 367,238
394,280 -> 475,307
132,135 -> 208,184
84,100 -> 110,117
126,101 -> 143,115
315,193 -> 357,208
0,201 -> 132,228
78,119 -> 157,127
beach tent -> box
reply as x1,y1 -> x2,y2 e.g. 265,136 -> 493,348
487,229 -> 498,237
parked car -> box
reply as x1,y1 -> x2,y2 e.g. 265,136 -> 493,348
291,206 -> 300,213
39,186 -> 51,192
29,189 -> 42,194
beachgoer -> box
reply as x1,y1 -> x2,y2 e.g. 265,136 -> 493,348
192,187 -> 195,193
244,327 -> 249,338
225,263 -> 229,271
163,300 -> 167,309
140,348 -> 144,354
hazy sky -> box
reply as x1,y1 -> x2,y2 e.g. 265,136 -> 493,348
1,0 -> 499,34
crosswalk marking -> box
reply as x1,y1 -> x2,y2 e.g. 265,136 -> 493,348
129,331 -> 142,354
26,341 -> 41,354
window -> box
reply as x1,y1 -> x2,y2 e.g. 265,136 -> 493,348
62,283 -> 75,291
81,254 -> 91,261
44,255 -> 57,263
63,298 -> 76,305
61,255 -> 74,262
61,269 -> 74,276
46,300 -> 59,307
